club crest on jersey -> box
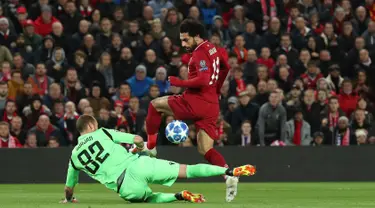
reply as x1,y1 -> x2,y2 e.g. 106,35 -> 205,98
199,60 -> 208,71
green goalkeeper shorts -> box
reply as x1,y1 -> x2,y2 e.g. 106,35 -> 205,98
118,156 -> 180,202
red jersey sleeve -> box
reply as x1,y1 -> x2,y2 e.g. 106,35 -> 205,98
216,54 -> 230,94
170,50 -> 211,88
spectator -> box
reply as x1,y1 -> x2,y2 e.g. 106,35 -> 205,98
148,0 -> 174,19
232,120 -> 253,146
306,37 -> 321,61
22,95 -> 52,128
34,35 -> 54,63
338,79 -> 359,117
210,16 -> 229,47
34,5 -> 59,37
0,121 -> 21,148
0,61 -> 11,82
127,64 -> 155,98
243,50 -> 258,84
47,136 -> 60,148
167,51 -> 183,77
0,81 -> 8,111
23,132 -> 37,148
300,61 -> 323,89
0,99 -> 17,123
60,68 -> 86,105
91,52 -> 115,95
23,20 -> 42,54
351,6 -> 369,36
355,129 -> 368,145
253,80 -> 269,106
28,63 -> 54,96
321,96 -> 346,133
97,107 -> 116,128
83,106 -> 94,116
154,67 -> 170,95
257,91 -> 287,146
112,7 -> 127,35
111,101 -> 129,131
228,5 -> 248,38
61,101 -> 79,144
292,17 -> 313,51
88,9 -> 101,36
325,64 -> 343,94
276,66 -> 293,93
96,18 -> 113,50
285,108 -> 312,146
8,70 -> 24,100
163,8 -> 181,46
354,70 -> 370,95
28,114 -> 64,146
229,66 -> 246,97
124,96 -> 146,134
263,17 -> 281,51
231,90 -> 259,133
50,99 -> 64,126
13,53 -> 35,81
46,47 -> 69,83
273,33 -> 299,65
15,82 -> 33,113
198,0 -> 221,28
71,20 -> 90,52
150,18 -> 166,41
80,34 -> 101,64
311,131 -> 324,146
362,21 -> 375,54
323,116 -> 355,145
10,116 -> 26,145
257,47 -> 275,72
0,40 -> 13,65
58,1 -> 83,36
232,35 -> 247,64
96,0 -> 116,19
354,97 -> 374,124
351,108 -> 372,134
141,84 -> 160,111
50,22 -> 70,57
0,17 -> 17,49
113,47 -> 138,87
108,33 -> 123,64
87,84 -> 111,117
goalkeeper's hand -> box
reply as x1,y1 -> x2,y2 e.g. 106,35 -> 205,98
130,142 -> 157,157
59,197 -> 78,203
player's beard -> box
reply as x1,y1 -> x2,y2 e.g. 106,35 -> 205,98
184,40 -> 198,53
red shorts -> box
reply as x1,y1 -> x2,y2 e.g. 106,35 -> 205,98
168,94 -> 219,140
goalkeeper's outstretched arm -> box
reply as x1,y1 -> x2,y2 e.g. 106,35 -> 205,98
102,128 -> 144,149
62,160 -> 79,203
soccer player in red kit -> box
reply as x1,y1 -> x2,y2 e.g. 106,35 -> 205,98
140,19 -> 249,202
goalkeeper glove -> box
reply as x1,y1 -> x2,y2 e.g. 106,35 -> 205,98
60,197 -> 78,203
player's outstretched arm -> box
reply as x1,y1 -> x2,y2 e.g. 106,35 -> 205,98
61,161 -> 79,203
103,128 -> 144,147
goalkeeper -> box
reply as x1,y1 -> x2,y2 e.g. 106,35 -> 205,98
61,115 -> 256,204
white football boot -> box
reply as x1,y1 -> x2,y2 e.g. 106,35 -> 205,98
225,176 -> 239,202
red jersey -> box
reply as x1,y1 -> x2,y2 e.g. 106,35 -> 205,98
169,41 -> 230,103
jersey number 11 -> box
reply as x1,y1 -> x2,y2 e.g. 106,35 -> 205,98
77,141 -> 110,174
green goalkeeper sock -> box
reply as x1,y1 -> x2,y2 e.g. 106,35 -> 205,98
146,193 -> 177,203
186,164 -> 227,178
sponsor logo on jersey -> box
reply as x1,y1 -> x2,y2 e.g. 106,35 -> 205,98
209,47 -> 217,55
199,60 -> 208,71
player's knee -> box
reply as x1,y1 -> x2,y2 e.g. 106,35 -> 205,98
178,164 -> 187,178
150,98 -> 165,111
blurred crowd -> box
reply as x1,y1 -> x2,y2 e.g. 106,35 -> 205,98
0,0 -> 374,148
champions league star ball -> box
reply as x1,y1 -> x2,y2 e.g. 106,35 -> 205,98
165,120 -> 189,144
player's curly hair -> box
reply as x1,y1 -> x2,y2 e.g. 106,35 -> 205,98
180,18 -> 205,38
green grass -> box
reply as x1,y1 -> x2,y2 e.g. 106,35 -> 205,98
1,183 -> 375,208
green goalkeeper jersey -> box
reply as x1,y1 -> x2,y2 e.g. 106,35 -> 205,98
65,128 -> 137,192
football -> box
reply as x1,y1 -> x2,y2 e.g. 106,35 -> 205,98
165,120 -> 189,144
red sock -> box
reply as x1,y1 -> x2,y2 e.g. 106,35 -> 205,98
204,148 -> 228,168
146,104 -> 161,149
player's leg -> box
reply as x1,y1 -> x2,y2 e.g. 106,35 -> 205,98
145,96 -> 173,149
195,124 -> 239,202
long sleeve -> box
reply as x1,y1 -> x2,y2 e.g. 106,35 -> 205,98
257,107 -> 266,146
101,128 -> 135,144
279,107 -> 287,142
302,123 -> 312,146
65,160 -> 79,188
216,55 -> 230,94
170,73 -> 210,88
284,121 -> 294,146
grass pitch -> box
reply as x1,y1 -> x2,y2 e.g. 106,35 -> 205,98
1,183 -> 375,208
